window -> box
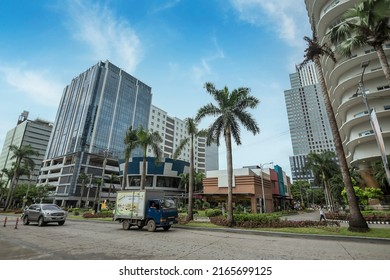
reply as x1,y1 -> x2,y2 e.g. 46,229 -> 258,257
353,111 -> 368,118
359,130 -> 374,137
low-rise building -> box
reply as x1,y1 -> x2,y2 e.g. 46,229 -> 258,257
202,165 -> 293,213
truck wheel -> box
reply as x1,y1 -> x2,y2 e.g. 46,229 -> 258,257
147,220 -> 156,232
122,220 -> 131,230
163,225 -> 171,231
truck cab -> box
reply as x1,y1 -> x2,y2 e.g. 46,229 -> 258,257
146,198 -> 178,231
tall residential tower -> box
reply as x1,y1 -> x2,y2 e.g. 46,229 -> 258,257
284,63 -> 335,183
148,105 -> 218,173
305,0 -> 390,187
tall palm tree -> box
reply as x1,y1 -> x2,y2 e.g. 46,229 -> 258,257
3,145 -> 39,211
135,126 -> 163,190
122,126 -> 138,190
173,118 -> 207,221
328,0 -> 390,82
306,151 -> 339,211
107,173 -> 118,202
300,21 -> 369,231
196,82 -> 260,227
77,172 -> 89,208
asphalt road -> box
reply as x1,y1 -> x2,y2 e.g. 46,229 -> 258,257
0,214 -> 389,260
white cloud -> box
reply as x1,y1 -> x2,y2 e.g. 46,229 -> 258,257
0,66 -> 63,107
66,0 -> 142,73
230,0 -> 310,47
149,0 -> 181,14
191,37 -> 225,84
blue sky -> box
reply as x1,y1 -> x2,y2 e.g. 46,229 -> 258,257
0,0 -> 311,178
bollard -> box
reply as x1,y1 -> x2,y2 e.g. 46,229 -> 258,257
3,216 -> 7,227
14,217 -> 19,229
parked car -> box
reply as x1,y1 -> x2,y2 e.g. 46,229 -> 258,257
22,204 -> 67,226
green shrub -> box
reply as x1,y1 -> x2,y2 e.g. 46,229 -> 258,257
205,209 -> 222,217
82,211 -> 113,218
202,201 -> 210,209
209,214 -> 339,228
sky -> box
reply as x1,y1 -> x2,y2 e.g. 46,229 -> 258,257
0,0 -> 311,178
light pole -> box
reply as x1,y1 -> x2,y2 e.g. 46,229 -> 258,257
97,150 -> 109,213
357,61 -> 390,186
259,162 -> 273,213
85,174 -> 93,208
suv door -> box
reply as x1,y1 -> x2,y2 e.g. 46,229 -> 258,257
28,205 -> 40,221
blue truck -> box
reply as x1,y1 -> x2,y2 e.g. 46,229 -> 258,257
114,190 -> 178,232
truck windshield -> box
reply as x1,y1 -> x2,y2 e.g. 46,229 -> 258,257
160,198 -> 176,209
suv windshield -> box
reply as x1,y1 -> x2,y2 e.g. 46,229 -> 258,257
160,198 -> 176,209
42,205 -> 61,211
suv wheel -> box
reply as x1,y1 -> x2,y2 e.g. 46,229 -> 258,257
58,221 -> 65,226
23,215 -> 29,225
38,216 -> 46,227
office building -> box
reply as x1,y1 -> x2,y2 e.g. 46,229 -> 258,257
305,0 -> 390,187
38,60 -> 152,206
284,63 -> 335,183
0,111 -> 53,185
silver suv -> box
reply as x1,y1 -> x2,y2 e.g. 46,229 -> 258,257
22,204 -> 67,226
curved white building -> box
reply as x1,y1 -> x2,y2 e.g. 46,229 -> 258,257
305,0 -> 390,186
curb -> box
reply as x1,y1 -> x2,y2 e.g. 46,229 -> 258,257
173,225 -> 390,245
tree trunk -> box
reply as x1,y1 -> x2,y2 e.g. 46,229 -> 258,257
122,159 -> 129,190
225,128 -> 234,227
314,56 -> 368,231
3,173 -> 18,211
141,153 -> 147,190
187,135 -> 195,222
77,182 -> 85,208
375,45 -> 390,83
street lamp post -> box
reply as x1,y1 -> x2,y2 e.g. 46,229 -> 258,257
97,150 -> 109,213
85,174 -> 93,208
259,162 -> 273,213
357,61 -> 390,186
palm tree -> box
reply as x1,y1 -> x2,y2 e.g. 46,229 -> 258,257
196,82 -> 260,226
107,173 -> 118,203
306,151 -> 339,211
122,126 -> 138,190
328,0 -> 390,82
299,21 -> 369,231
373,156 -> 390,193
195,172 -> 205,193
77,172 -> 89,208
135,126 -> 163,190
3,145 -> 39,211
173,118 -> 207,221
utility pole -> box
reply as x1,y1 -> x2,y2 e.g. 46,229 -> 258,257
96,150 -> 109,213
259,162 -> 273,213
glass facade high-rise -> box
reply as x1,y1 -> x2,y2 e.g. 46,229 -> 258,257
284,63 -> 335,183
39,61 -> 152,206
46,60 -> 151,160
